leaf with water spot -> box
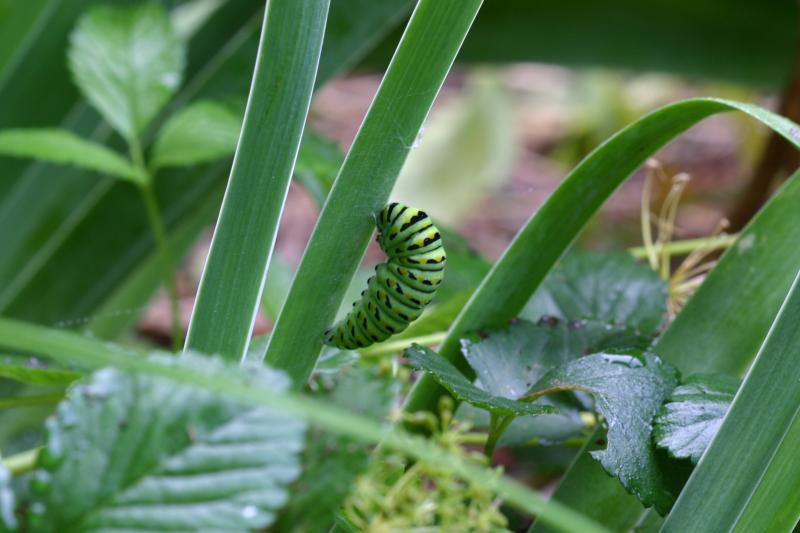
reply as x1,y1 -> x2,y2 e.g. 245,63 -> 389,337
653,374 -> 738,463
528,351 -> 679,513
27,353 -> 305,532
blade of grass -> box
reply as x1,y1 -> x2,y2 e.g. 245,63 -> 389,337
0,317 -> 608,533
263,0 -> 485,385
184,0 -> 330,360
661,268 -> 800,532
531,157 -> 800,532
401,98 -> 800,417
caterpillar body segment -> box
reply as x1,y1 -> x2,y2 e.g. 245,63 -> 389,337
324,203 -> 446,349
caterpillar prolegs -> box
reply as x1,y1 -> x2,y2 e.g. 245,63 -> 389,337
323,202 -> 446,349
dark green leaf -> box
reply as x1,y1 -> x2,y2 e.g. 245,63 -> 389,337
395,290 -> 473,340
150,100 -> 241,169
522,250 -> 667,334
653,374 -> 738,464
0,129 -> 145,184
457,402 -> 586,447
68,2 -> 185,142
462,318 -> 652,401
28,353 -> 305,532
530,352 -> 678,513
406,344 -> 556,417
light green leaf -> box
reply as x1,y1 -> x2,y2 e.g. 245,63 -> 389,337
530,352 -> 678,513
653,374 -> 738,464
68,2 -> 185,142
293,131 -> 344,207
0,129 -> 145,184
523,250 -> 668,334
151,100 -> 241,169
28,353 -> 305,532
406,344 -> 556,417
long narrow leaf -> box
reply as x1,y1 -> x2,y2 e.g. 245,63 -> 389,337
0,317 -> 608,533
661,269 -> 800,532
184,0 -> 329,361
264,0 -> 485,385
532,168 -> 800,531
401,98 -> 800,416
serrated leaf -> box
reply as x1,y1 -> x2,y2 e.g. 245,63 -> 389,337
529,352 -> 678,513
0,360 -> 81,386
462,318 -> 652,401
68,2 -> 185,142
653,374 -> 738,464
151,100 -> 241,169
28,353 -> 305,532
0,466 -> 15,532
0,129 -> 145,184
522,250 -> 668,334
405,344 -> 556,417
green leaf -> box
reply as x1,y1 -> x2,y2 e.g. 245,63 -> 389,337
661,270 -> 800,532
0,317 -> 611,533
68,2 -> 185,142
530,352 -> 678,513
0,360 -> 80,386
185,0 -> 330,361
264,0 -> 485,385
522,250 -> 667,334
406,344 -> 556,417
535,168 -> 800,532
150,100 -> 242,169
0,129 -> 145,184
0,465 -> 16,532
457,402 -> 586,447
653,374 -> 738,464
462,319 -> 652,401
28,353 -> 305,532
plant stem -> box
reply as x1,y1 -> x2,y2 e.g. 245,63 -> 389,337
2,448 -> 40,475
628,234 -> 737,260
139,182 -> 182,352
484,413 -> 514,459
0,394 -> 63,409
359,332 -> 447,358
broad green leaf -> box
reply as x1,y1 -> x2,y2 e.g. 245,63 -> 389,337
533,169 -> 800,532
68,2 -> 185,142
150,100 -> 241,169
264,0 -> 485,385
0,317 -> 611,533
185,0 -> 330,361
662,271 -> 800,532
406,344 -> 556,417
457,402 -> 586,447
653,374 -> 738,464
395,290 -> 473,340
522,250 -> 668,334
0,466 -> 14,531
530,352 -> 678,513
0,129 -> 145,184
28,353 -> 305,532
462,318 -> 652,400
0,360 -> 80,386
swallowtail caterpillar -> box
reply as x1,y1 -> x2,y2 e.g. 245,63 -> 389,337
324,202 -> 446,349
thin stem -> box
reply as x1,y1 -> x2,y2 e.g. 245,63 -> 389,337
628,234 -> 737,260
0,394 -> 63,409
2,448 -> 40,475
483,413 -> 514,459
359,332 -> 447,358
139,182 -> 182,352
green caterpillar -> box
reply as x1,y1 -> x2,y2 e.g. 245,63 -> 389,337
324,202 -> 446,349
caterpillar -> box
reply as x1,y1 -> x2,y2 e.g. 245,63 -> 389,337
324,202 -> 446,349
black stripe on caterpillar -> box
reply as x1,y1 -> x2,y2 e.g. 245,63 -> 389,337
323,202 -> 446,349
